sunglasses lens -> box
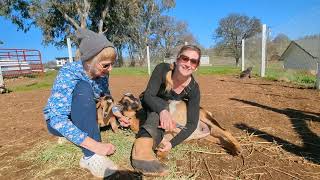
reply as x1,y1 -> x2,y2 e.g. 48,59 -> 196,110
190,59 -> 198,65
179,55 -> 198,67
101,63 -> 113,69
180,55 -> 189,62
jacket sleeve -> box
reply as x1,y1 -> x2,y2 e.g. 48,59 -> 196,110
170,84 -> 200,148
143,64 -> 169,113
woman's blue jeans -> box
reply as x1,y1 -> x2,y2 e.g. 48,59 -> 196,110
46,80 -> 101,157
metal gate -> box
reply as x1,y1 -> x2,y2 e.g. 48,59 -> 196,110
0,48 -> 44,78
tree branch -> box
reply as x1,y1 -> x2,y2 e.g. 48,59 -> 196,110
56,7 -> 80,30
83,0 -> 90,26
76,0 -> 90,29
98,2 -> 109,33
102,28 -> 108,34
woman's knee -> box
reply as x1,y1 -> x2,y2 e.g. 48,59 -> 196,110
71,80 -> 96,125
73,81 -> 94,99
147,112 -> 160,122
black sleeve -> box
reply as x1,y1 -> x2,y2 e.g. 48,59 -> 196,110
143,63 -> 169,113
170,83 -> 200,148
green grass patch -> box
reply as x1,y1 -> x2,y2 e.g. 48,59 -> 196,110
112,66 -> 241,76
10,71 -> 57,92
265,68 -> 316,87
196,66 -> 240,75
110,66 -> 149,75
12,81 -> 53,91
294,74 -> 316,84
102,130 -> 136,168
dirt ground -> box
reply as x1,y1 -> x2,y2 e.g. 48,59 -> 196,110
0,75 -> 319,180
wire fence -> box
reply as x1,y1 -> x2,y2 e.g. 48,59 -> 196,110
244,31 -> 263,73
240,8 -> 320,88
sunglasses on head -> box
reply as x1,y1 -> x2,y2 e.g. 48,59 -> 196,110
99,62 -> 113,69
178,54 -> 199,67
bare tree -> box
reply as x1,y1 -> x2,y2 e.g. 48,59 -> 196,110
214,13 -> 262,66
129,0 -> 175,65
155,16 -> 189,58
268,33 -> 291,61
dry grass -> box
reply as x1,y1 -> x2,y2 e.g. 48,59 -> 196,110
16,129 -> 320,179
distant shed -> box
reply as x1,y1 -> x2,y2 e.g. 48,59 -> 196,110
280,39 -> 320,73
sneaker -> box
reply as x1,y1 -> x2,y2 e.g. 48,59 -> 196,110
79,154 -> 118,178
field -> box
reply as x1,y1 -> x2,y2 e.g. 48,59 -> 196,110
0,69 -> 319,180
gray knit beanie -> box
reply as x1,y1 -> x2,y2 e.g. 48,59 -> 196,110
77,28 -> 115,62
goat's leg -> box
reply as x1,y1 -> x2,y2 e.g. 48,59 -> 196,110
130,118 -> 140,134
97,106 -> 106,126
209,124 -> 241,155
199,109 -> 241,155
109,117 -> 119,133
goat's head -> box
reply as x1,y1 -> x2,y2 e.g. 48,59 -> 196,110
118,93 -> 142,134
96,95 -> 114,127
119,93 -> 142,112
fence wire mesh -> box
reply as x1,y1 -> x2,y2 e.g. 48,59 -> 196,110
244,31 -> 263,73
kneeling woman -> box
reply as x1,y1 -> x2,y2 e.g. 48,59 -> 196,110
131,45 -> 201,176
43,29 -> 119,178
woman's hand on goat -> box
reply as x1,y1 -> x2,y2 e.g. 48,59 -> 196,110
159,110 -> 175,131
119,116 -> 130,127
158,140 -> 172,152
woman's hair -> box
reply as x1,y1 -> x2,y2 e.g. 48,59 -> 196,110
165,45 -> 201,92
165,63 -> 175,92
83,47 -> 116,77
177,45 -> 201,62
91,47 -> 117,64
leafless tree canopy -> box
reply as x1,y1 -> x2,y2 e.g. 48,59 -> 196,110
213,13 -> 262,66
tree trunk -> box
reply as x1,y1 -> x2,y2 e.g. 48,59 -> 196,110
128,44 -> 136,67
235,57 -> 240,67
116,47 -> 124,67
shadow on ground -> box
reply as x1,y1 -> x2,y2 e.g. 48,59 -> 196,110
231,98 -> 320,165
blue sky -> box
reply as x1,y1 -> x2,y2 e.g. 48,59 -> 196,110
1,0 -> 319,62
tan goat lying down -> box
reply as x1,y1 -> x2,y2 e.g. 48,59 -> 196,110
97,94 -> 241,155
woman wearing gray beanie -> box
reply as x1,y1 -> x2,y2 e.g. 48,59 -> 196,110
43,28 -> 120,178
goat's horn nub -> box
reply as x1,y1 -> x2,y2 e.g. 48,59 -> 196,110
124,92 -> 132,96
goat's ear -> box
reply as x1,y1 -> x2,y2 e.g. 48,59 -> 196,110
104,94 -> 113,101
118,97 -> 124,104
96,100 -> 101,108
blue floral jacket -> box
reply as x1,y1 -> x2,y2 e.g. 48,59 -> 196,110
43,61 -> 110,145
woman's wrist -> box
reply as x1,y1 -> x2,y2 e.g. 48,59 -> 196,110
160,109 -> 169,115
80,137 -> 100,153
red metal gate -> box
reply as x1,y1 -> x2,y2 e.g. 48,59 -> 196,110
0,48 -> 44,78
